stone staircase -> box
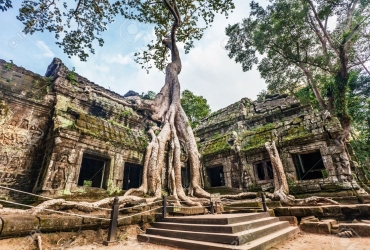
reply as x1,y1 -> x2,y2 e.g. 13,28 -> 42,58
137,213 -> 299,249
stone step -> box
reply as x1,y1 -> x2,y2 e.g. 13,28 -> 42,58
153,216 -> 279,234
162,212 -> 270,225
223,207 -> 264,213
138,226 -> 299,250
147,221 -> 290,245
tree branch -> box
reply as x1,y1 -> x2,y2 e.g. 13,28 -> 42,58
305,0 -> 338,55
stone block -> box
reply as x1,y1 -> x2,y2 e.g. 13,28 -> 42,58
341,205 -> 360,217
300,221 -> 331,234
0,215 -> 39,238
131,214 -> 142,224
339,223 -> 370,237
357,204 -> 370,216
279,216 -> 298,226
358,195 -> 370,204
291,207 -> 323,218
321,219 -> 338,228
82,216 -> 110,229
274,207 -> 291,216
301,216 -> 319,223
117,216 -> 132,226
322,205 -> 342,217
266,201 -> 282,208
37,215 -> 83,232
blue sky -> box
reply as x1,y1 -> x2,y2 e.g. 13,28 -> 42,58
0,0 -> 267,111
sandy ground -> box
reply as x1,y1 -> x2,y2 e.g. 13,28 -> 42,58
0,229 -> 369,250
272,231 -> 369,250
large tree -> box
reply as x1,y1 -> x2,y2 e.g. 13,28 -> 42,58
11,0 -> 235,206
225,0 -> 370,139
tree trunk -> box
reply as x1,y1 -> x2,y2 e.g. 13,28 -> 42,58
123,0 -> 209,205
265,141 -> 338,206
299,64 -> 327,111
265,141 -> 289,199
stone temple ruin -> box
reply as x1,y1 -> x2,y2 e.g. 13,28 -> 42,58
0,58 -> 369,203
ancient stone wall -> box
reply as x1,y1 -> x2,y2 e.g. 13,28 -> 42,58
0,58 -> 149,200
36,59 -> 149,196
0,59 -> 54,200
196,94 -> 366,195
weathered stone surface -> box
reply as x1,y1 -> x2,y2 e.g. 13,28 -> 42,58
0,215 -> 39,238
341,205 -> 360,217
322,205 -> 342,217
300,221 -> 331,234
338,223 -> 370,237
274,207 -> 291,216
37,215 -> 83,232
357,204 -> 370,215
290,207 -> 323,218
170,206 -> 207,215
279,216 -> 298,226
82,216 -> 110,229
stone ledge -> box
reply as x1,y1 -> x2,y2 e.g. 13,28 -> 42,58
0,215 -> 39,238
37,215 -> 83,232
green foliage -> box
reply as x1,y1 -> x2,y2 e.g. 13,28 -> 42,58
141,90 -> 156,100
225,0 -> 370,128
16,0 -> 234,65
5,59 -> 13,71
294,85 -> 320,109
181,89 -> 211,128
0,0 -> 12,12
256,89 -> 267,102
66,67 -> 77,85
348,71 -> 370,168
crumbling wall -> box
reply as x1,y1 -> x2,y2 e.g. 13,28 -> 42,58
0,59 -> 54,200
196,94 -> 365,195
0,58 -> 150,200
36,59 -> 149,196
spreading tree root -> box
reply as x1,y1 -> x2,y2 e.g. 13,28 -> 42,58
220,192 -> 258,200
266,188 -> 339,206
0,195 -> 155,215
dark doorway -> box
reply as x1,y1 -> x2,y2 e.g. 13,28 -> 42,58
207,166 -> 225,187
123,163 -> 143,190
78,155 -> 109,189
254,160 -> 273,182
293,151 -> 326,180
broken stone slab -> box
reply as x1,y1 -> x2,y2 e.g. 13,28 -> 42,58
300,221 -> 331,234
300,216 -> 319,223
279,216 -> 298,226
36,215 -> 83,232
339,223 -> 370,237
0,215 -> 39,238
358,195 -> 370,204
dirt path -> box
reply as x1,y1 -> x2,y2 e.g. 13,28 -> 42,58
272,231 -> 369,250
1,229 -> 369,250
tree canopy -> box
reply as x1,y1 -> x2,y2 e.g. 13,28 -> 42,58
11,0 -> 234,69
180,89 -> 211,128
225,0 -> 370,136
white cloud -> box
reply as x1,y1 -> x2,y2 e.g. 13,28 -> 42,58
36,41 -> 55,58
105,54 -> 132,65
